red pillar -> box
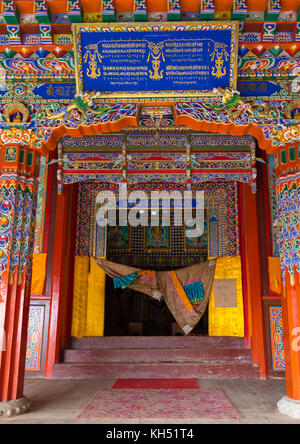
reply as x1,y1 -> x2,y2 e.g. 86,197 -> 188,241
243,183 -> 267,378
0,144 -> 40,416
61,183 -> 78,351
238,184 -> 250,348
45,186 -> 70,378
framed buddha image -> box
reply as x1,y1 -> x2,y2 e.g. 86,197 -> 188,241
107,225 -> 130,251
144,226 -> 171,251
184,210 -> 207,251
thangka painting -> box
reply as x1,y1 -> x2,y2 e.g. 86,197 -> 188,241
184,211 -> 208,251
144,226 -> 171,251
107,225 -> 130,251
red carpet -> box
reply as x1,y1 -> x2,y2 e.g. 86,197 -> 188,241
78,388 -> 241,420
112,378 -> 199,389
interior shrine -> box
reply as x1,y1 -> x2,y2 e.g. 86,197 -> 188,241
0,0 -> 299,421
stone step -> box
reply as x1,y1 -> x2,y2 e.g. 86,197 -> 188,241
63,348 -> 253,364
68,336 -> 247,350
51,362 -> 260,379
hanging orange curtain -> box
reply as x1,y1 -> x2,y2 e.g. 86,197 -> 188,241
268,257 -> 282,295
30,253 -> 48,296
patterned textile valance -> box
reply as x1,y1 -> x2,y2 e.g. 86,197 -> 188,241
59,132 -> 256,192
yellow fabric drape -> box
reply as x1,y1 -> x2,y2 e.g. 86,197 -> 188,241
71,256 -> 106,338
86,257 -> 106,336
268,257 -> 281,295
71,256 -> 89,338
30,253 -> 47,296
208,256 -> 244,337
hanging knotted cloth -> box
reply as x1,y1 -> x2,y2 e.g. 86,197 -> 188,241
96,258 -> 216,335
113,272 -> 139,289
156,260 -> 216,334
95,258 -> 162,300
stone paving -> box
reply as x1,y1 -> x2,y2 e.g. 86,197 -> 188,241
1,378 -> 300,424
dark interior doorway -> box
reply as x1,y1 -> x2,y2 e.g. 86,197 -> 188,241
104,276 -> 208,336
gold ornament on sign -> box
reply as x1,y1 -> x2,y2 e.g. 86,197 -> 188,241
210,42 -> 229,79
147,41 -> 165,81
84,43 -> 103,80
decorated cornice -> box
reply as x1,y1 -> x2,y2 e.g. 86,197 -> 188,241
0,90 -> 299,154
0,0 -> 299,27
0,21 -> 299,46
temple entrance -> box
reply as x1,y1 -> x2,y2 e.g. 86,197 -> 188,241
69,132 -> 249,342
104,207 -> 209,336
26,130 -> 268,382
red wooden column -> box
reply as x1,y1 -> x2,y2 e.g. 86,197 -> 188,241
0,144 -> 40,417
242,183 -> 267,379
276,165 -> 300,418
45,185 -> 70,378
60,183 -> 78,351
237,184 -> 250,348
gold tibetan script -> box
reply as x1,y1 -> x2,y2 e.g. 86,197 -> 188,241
83,43 -> 102,80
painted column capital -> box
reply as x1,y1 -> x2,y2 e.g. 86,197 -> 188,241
0,127 -> 50,157
272,143 -> 300,181
0,143 -> 41,179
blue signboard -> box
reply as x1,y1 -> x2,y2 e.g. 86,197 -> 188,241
237,80 -> 282,97
33,83 -> 76,99
75,23 -> 238,97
